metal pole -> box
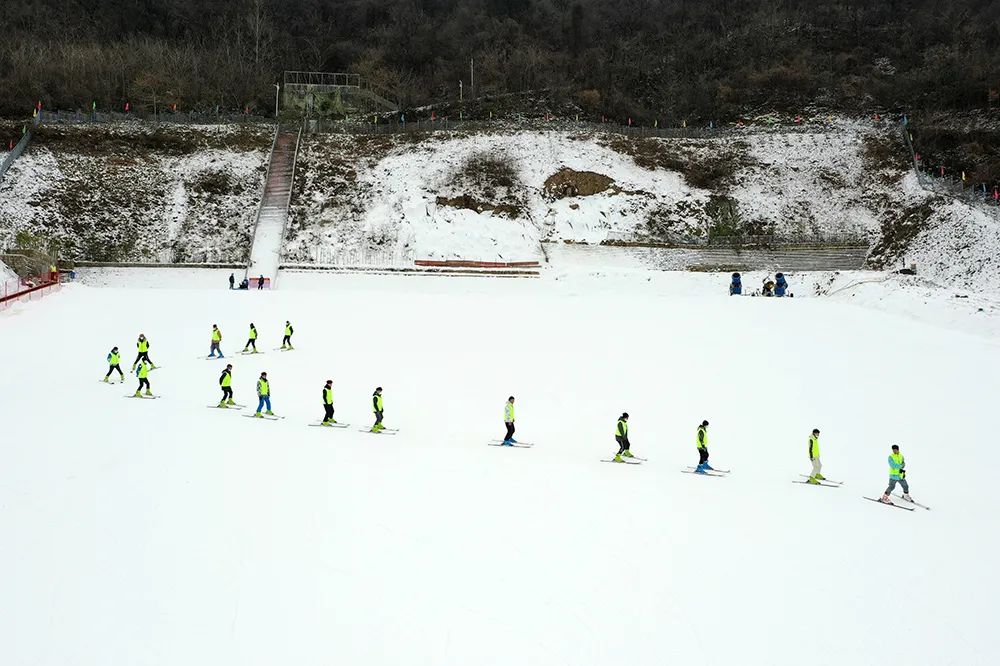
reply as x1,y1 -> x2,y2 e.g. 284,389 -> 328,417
459,80 -> 463,102
470,58 -> 474,98
274,83 -> 280,117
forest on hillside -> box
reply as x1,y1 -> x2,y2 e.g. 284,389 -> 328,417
1,0 -> 998,120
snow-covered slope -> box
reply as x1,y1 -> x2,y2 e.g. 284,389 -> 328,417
284,121 -> 906,264
0,123 -> 271,262
1,269 -> 997,665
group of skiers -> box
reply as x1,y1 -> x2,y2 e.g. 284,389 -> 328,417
729,272 -> 789,297
206,321 -> 295,359
228,273 -> 267,290
615,419 -> 915,506
104,333 -> 917,505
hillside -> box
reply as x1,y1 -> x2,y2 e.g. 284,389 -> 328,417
0,124 -> 271,262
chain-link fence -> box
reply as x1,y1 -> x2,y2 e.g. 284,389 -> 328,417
900,125 -> 1000,214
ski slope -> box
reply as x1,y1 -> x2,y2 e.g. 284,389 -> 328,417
1,269 -> 998,666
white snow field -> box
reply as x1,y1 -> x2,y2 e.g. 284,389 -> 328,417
1,268 -> 998,666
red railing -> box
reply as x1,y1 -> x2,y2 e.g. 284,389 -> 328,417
0,272 -> 62,309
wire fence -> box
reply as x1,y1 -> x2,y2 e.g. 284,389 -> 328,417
900,125 -> 1000,214
34,109 -> 268,126
299,247 -> 409,268
0,128 -> 32,182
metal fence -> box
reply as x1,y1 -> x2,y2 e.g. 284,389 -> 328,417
298,247 -> 409,268
0,128 -> 32,182
0,272 -> 61,310
305,117 -> 833,139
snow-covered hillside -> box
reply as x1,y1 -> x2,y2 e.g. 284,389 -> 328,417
0,123 -> 271,262
1,268 -> 997,665
284,120 -> 903,263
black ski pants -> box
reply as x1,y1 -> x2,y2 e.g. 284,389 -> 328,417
374,410 -> 383,426
504,422 -> 515,441
106,364 -> 124,379
616,435 -> 630,454
133,351 -> 151,366
138,378 -> 150,391
698,447 -> 709,465
221,386 -> 233,401
245,338 -> 257,351
324,404 -> 334,422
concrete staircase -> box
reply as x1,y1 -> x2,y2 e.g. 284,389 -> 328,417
246,124 -> 300,287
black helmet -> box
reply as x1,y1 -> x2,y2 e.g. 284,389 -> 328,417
732,272 -> 740,278
701,420 -> 709,427
621,412 -> 629,419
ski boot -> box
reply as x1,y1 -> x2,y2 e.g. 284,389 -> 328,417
622,450 -> 635,459
509,438 -> 518,444
703,463 -> 714,471
218,401 -> 228,409
265,410 -> 274,416
133,390 -> 141,397
226,398 -> 235,406
254,412 -> 263,418
694,463 -> 707,474
806,477 -> 821,485
321,420 -> 333,427
613,453 -> 624,462
879,493 -> 892,504
501,440 -> 513,446
144,390 -> 153,397
902,493 -> 913,502
102,377 -> 109,383
815,473 -> 826,481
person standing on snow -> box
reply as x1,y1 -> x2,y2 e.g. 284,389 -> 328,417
321,380 -> 337,425
243,323 -> 259,353
134,359 -> 153,397
281,321 -> 294,349
133,334 -> 154,370
371,387 -> 385,432
254,372 -> 273,417
209,324 -> 224,358
695,420 -> 713,473
806,428 -> 825,484
880,445 -> 913,503
613,413 -> 635,462
218,364 -> 235,408
229,273 -> 235,290
502,396 -> 516,445
103,346 -> 124,382
258,274 -> 265,290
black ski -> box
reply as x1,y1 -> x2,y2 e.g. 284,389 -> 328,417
687,466 -> 730,473
125,395 -> 160,400
799,475 -> 843,485
243,413 -> 284,421
601,459 -> 641,465
308,423 -> 350,429
681,470 -> 725,477
793,480 -> 840,488
488,442 -> 533,448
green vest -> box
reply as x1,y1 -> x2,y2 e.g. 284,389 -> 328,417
505,402 -> 515,422
109,352 -> 120,365
285,324 -> 292,336
809,435 -> 820,460
324,387 -> 333,405
616,419 -> 628,437
137,339 -> 148,352
220,370 -> 232,387
697,426 -> 708,450
138,362 -> 150,378
373,393 -> 383,412
212,329 -> 221,342
889,453 -> 905,479
249,327 -> 257,340
258,378 -> 270,396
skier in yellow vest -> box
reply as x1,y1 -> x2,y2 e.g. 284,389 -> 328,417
371,387 -> 385,432
209,324 -> 224,358
806,428 -> 826,484
501,396 -> 516,445
103,346 -> 124,382
694,420 -> 713,473
133,334 -> 155,369
880,445 -> 913,503
254,372 -> 273,417
218,364 -> 235,407
281,321 -> 294,349
242,323 -> 259,353
134,360 -> 153,397
613,413 -> 635,462
321,380 -> 337,425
